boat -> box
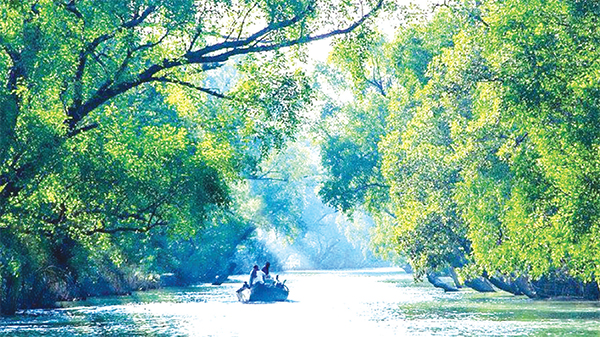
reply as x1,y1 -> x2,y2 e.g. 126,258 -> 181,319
236,282 -> 289,303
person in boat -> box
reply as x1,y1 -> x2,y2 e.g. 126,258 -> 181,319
249,265 -> 265,286
236,281 -> 250,293
275,274 -> 282,287
263,262 -> 279,286
274,274 -> 287,288
249,265 -> 258,286
261,262 -> 270,277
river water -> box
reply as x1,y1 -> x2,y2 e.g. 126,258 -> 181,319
1,268 -> 599,336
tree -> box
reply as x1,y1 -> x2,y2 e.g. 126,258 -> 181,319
0,0 -> 386,315
454,0 -> 600,290
318,0 -> 600,297
317,7 -> 467,279
0,0 -> 385,214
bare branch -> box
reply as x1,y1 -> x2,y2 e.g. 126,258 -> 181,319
188,28 -> 203,52
236,2 -> 260,42
150,76 -> 233,100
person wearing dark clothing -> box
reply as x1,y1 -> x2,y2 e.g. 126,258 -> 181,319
261,262 -> 270,277
249,265 -> 259,286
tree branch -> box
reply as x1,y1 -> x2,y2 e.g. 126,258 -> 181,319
150,76 -> 233,100
87,219 -> 168,235
247,176 -> 289,182
236,2 -> 260,42
432,0 -> 489,27
514,132 -> 528,147
66,5 -> 158,130
186,1 -> 383,65
66,122 -> 99,138
185,4 -> 316,61
123,6 -> 157,28
65,0 -> 383,134
62,0 -> 83,20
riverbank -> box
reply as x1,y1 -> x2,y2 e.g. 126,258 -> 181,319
2,268 -> 600,336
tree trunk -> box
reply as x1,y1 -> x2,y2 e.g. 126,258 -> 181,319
0,95 -> 18,165
464,277 -> 495,292
488,274 -> 599,300
514,276 -> 537,299
427,272 -> 459,292
487,274 -> 524,295
1,273 -> 21,316
583,281 -> 600,301
531,275 -> 600,300
447,267 -> 463,288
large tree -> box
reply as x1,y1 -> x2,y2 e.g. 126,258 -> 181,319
317,0 -> 600,297
0,0 -> 385,315
0,0 -> 384,212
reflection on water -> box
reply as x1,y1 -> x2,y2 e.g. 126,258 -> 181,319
1,268 -> 600,336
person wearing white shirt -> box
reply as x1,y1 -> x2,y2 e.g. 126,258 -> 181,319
255,269 -> 265,285
249,264 -> 266,286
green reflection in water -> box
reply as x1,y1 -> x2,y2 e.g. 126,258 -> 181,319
392,287 -> 600,336
0,285 -> 224,336
2,271 -> 600,336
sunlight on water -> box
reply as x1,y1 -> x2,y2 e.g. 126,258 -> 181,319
1,268 -> 600,336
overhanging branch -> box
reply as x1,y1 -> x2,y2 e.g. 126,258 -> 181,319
87,219 -> 168,235
66,5 -> 158,130
150,77 -> 234,100
65,0 -> 384,132
67,122 -> 99,138
185,0 -> 384,64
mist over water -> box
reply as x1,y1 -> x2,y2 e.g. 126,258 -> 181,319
1,268 -> 599,336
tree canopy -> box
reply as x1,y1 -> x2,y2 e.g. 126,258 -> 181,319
317,0 -> 600,296
4,0 -> 600,314
0,0 -> 385,315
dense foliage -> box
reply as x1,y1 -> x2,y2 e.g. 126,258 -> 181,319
4,0 -> 599,314
0,0 -> 384,315
318,0 -> 600,297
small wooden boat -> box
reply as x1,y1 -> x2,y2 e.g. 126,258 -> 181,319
236,282 -> 289,303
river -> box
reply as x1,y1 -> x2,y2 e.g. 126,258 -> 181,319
1,268 -> 599,336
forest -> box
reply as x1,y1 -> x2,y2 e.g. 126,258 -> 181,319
1,0 -> 600,316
